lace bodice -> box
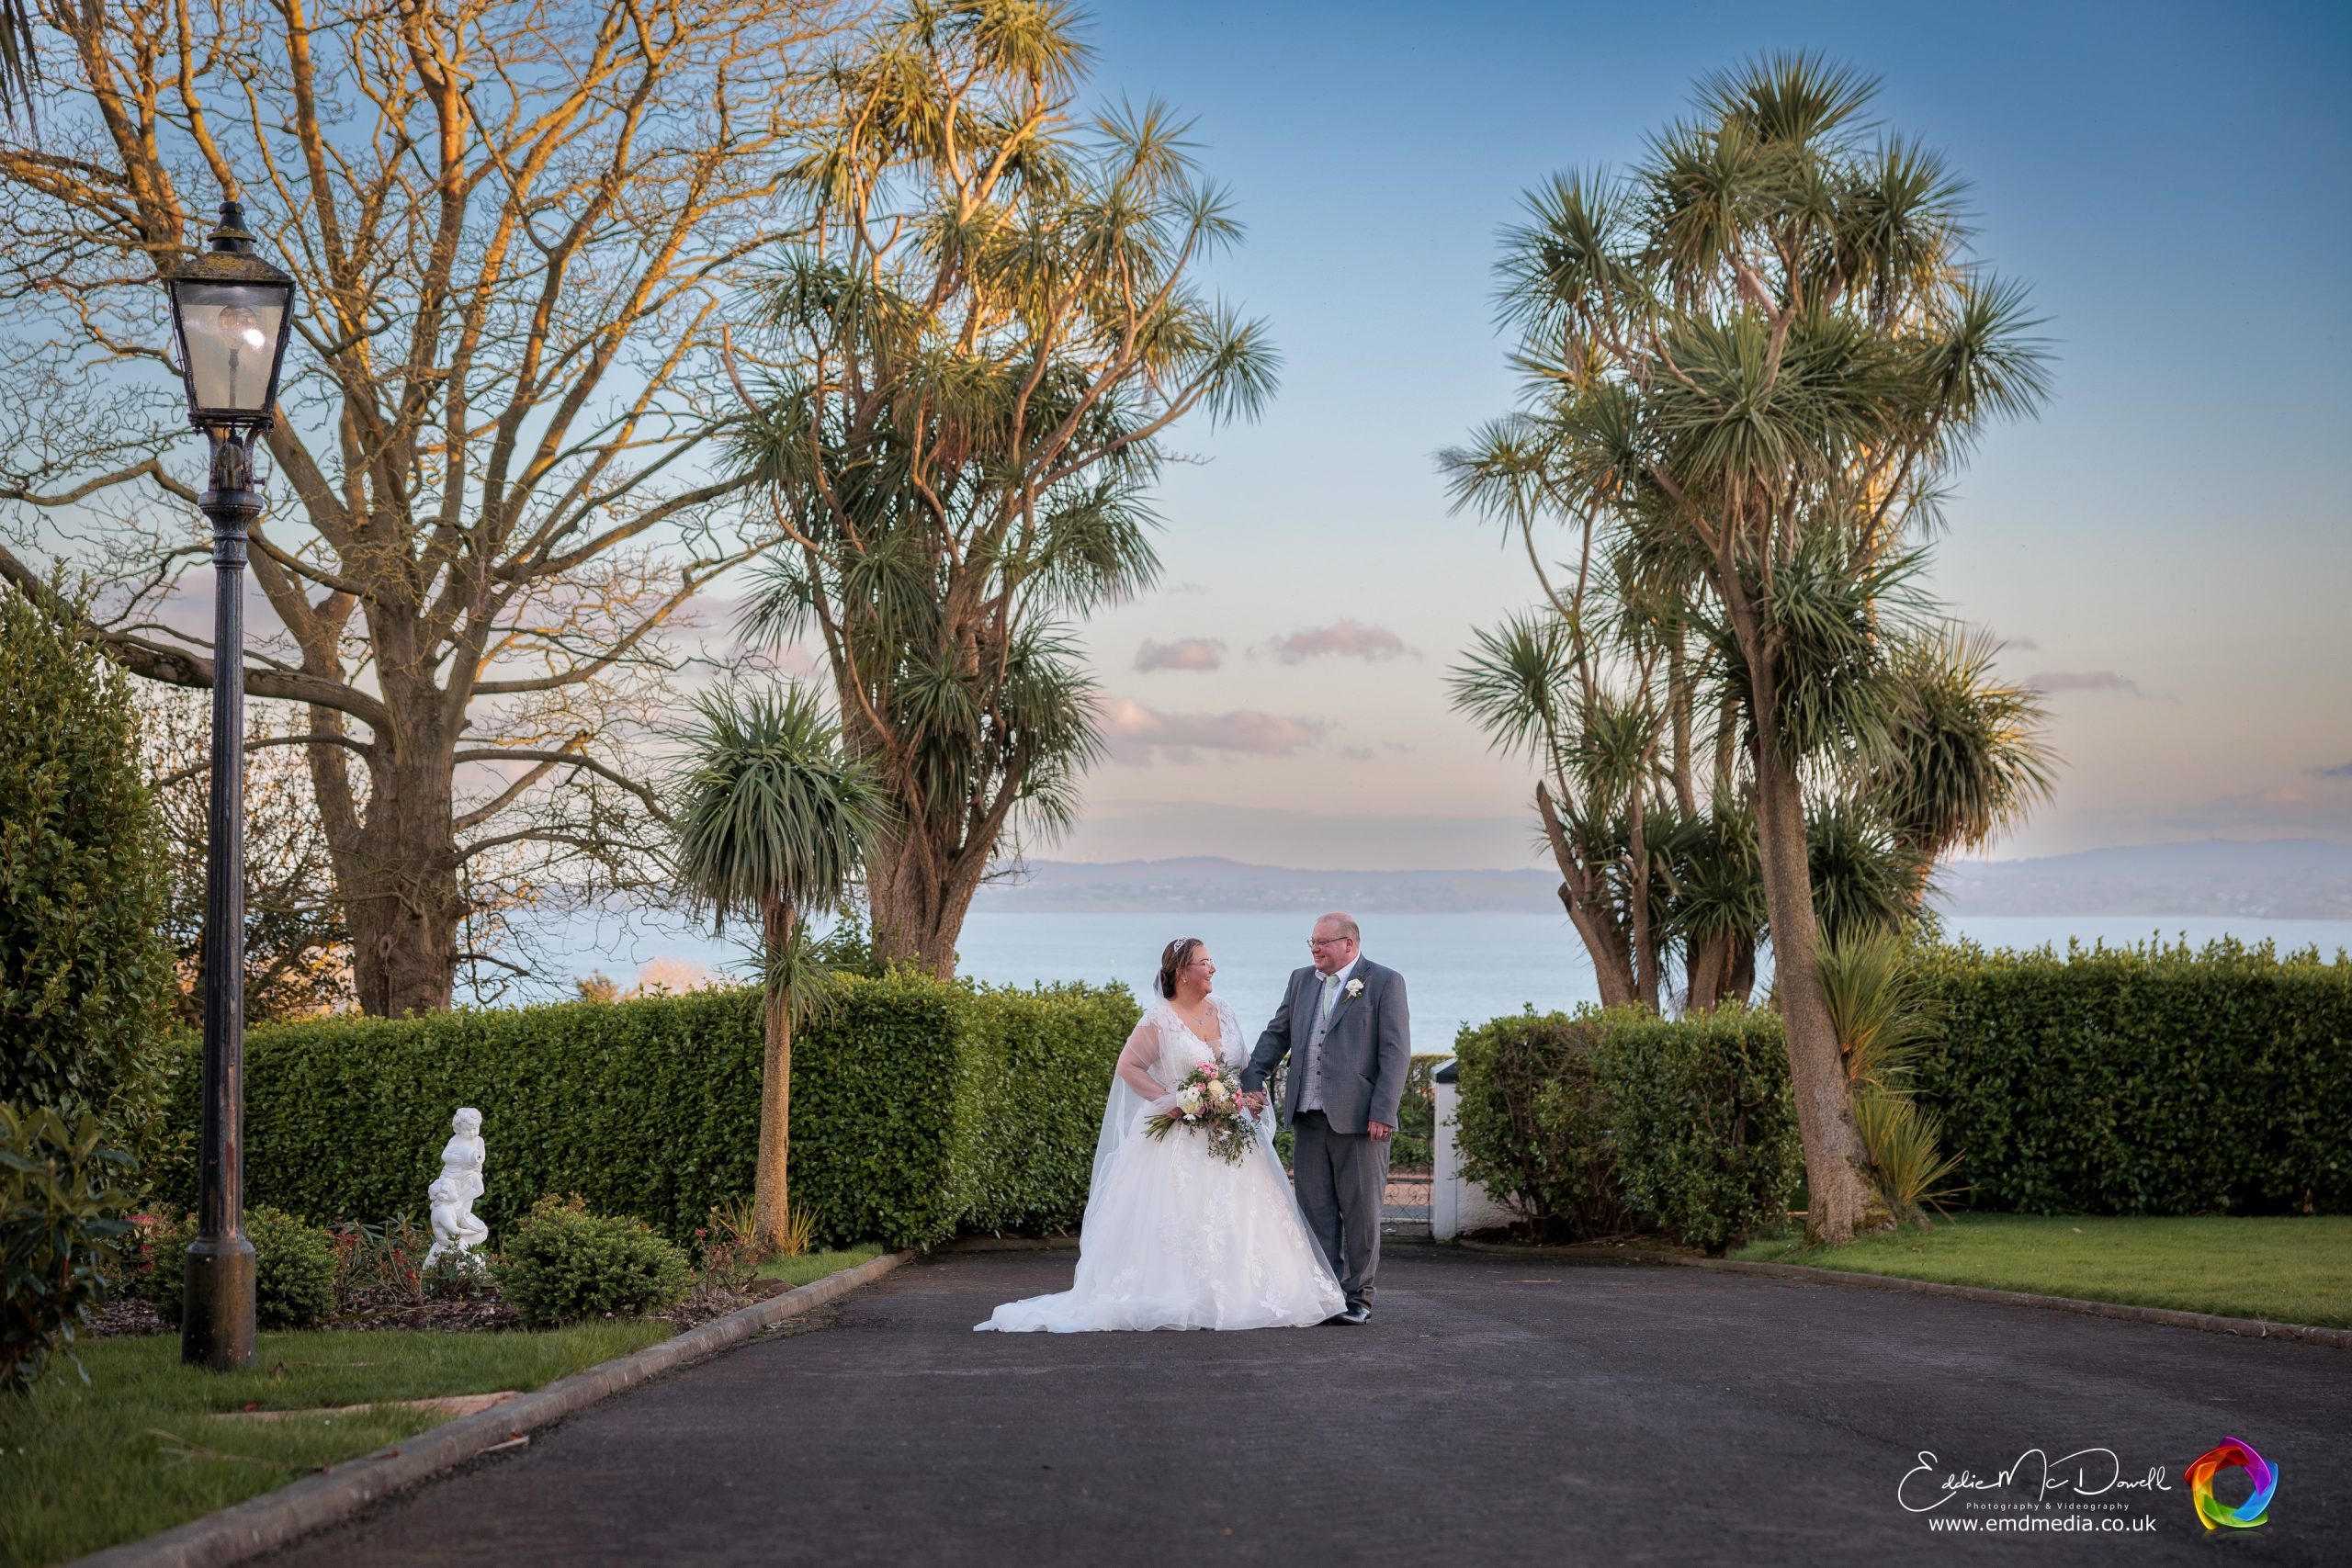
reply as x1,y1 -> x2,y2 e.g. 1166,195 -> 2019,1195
1139,998 -> 1242,1090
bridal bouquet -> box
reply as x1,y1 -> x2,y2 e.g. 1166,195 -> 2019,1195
1140,1060 -> 1257,1166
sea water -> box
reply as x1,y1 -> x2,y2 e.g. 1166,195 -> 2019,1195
535,908 -> 2352,1050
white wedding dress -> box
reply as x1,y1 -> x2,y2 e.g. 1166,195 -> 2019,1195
976,995 -> 1346,1332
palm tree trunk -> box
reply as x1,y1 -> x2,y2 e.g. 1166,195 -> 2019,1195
1752,747 -> 1888,1245
754,897 -> 797,1253
1686,932 -> 1726,1012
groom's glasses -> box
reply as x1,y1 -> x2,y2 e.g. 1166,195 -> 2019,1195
1307,937 -> 1351,950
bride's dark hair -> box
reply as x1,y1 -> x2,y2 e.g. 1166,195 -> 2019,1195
1158,938 -> 1204,999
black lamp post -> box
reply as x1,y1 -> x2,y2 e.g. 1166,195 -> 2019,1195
164,198 -> 296,1371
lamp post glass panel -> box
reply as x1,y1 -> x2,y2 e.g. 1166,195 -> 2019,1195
164,199 -> 295,1371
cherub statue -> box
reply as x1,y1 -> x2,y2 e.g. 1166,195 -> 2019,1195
424,1106 -> 489,1266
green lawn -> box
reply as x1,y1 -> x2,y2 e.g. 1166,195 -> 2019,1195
0,1323 -> 669,1567
4,1247 -> 889,1564
755,1244 -> 885,1290
1735,1214 -> 2352,1328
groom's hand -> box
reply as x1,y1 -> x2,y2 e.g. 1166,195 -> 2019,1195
1368,1120 -> 1394,1140
1239,1091 -> 1267,1112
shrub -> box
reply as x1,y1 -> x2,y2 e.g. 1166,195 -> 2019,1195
0,1103 -> 137,1393
1593,1008 -> 1804,1254
0,591 -> 175,1153
0,592 -> 175,1388
495,1195 -> 693,1327
134,1204 -> 339,1330
1451,1006 -> 1800,1251
1911,936 -> 2352,1214
151,973 -> 1132,1249
1452,1010 -> 1627,1241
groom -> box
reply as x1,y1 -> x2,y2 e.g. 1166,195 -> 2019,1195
1242,912 -> 1409,1325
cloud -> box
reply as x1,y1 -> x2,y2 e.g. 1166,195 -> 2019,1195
2309,760 -> 2352,780
1134,637 -> 1226,673
2178,786 -> 2352,833
633,957 -> 719,995
1340,745 -> 1377,761
1102,699 -> 1324,764
1260,620 -> 1414,665
2026,669 -> 2150,698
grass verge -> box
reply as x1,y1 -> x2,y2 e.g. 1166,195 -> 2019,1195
0,1322 -> 666,1566
1734,1213 -> 2352,1328
755,1244 -> 885,1290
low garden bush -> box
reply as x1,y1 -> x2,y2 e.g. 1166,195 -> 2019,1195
1910,936 -> 2352,1215
133,1205 -> 339,1331
152,974 -> 1134,1250
1453,1006 -> 1801,1253
495,1195 -> 692,1327
1591,1008 -> 1804,1254
1453,1010 -> 1626,1240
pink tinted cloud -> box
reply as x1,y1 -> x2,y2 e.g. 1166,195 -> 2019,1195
1261,620 -> 1413,665
2027,669 -> 2149,698
1102,698 -> 1323,764
1135,637 -> 1226,672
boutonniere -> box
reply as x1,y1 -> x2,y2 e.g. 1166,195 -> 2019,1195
1343,978 -> 1365,1001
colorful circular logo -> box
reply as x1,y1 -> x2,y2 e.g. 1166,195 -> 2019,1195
2186,1437 -> 2277,1531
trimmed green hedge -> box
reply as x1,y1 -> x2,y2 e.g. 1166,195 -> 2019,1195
1593,1009 -> 1804,1253
1910,937 -> 2352,1215
153,974 -> 1134,1250
1453,1006 -> 1801,1252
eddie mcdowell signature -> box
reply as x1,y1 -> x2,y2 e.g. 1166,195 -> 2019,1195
1898,1450 -> 2174,1514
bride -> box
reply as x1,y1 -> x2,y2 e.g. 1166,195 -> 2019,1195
976,938 -> 1346,1332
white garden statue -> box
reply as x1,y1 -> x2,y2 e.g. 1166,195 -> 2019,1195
424,1106 -> 490,1267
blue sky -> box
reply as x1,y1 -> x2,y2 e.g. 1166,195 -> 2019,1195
1039,0 -> 2352,868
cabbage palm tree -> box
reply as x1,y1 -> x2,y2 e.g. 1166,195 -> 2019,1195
1868,626 -> 2056,907
1479,54 -> 2050,1241
729,2 -> 1275,976
673,685 -> 884,1253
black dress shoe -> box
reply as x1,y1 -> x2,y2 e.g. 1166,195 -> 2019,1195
1338,1302 -> 1371,1325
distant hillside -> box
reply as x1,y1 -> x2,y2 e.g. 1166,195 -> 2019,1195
1929,839 -> 2352,920
974,840 -> 2352,919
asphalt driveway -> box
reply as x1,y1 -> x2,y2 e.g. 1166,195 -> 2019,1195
267,1245 -> 2350,1566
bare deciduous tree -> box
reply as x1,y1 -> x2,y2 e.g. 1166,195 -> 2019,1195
0,0 -> 848,1012
144,691 -> 355,1023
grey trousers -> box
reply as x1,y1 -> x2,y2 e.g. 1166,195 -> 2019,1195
1292,1111 -> 1385,1307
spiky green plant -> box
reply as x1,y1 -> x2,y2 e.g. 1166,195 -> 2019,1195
1851,1089 -> 1966,1223
1867,626 -> 2057,907
673,684 -> 885,1253
1816,927 -> 1942,1094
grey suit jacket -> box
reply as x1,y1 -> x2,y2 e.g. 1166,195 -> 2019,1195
1241,956 -> 1410,1135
